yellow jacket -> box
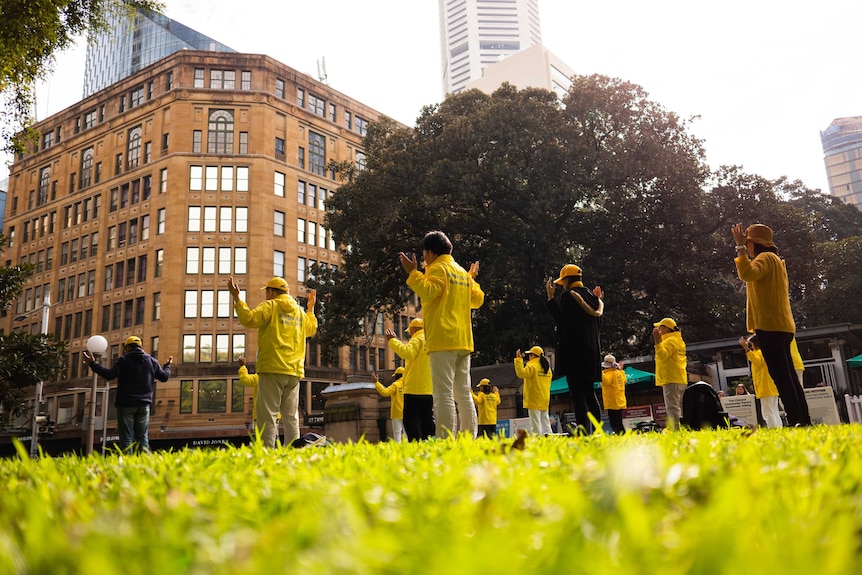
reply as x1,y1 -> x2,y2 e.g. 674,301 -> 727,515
471,390 -> 501,425
514,356 -> 552,410
655,331 -> 687,386
387,329 -> 432,395
238,365 -> 259,416
406,254 -> 484,353
735,252 -> 795,333
791,338 -> 804,371
234,293 -> 318,377
746,349 -> 779,398
376,378 -> 404,419
601,367 -> 627,410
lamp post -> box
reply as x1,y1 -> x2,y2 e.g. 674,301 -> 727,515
85,335 -> 108,456
13,292 -> 52,460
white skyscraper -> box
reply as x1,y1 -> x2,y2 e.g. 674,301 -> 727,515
439,0 -> 542,95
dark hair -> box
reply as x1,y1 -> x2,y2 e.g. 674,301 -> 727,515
751,243 -> 778,256
422,231 -> 453,255
481,384 -> 491,394
539,356 -> 550,374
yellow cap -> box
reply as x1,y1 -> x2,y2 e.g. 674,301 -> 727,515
262,277 -> 289,292
406,318 -> 424,333
124,336 -> 142,347
477,378 -> 491,388
553,264 -> 582,285
653,317 -> 678,330
527,346 -> 544,357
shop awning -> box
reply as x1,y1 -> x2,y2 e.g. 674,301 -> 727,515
848,354 -> 862,369
550,366 -> 655,395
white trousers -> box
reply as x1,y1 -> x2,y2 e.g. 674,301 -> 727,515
429,350 -> 477,438
391,418 -> 404,442
662,383 -> 686,430
529,409 -> 552,435
760,396 -> 783,428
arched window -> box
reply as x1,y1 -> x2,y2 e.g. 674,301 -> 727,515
207,110 -> 234,154
38,167 -> 50,205
80,148 -> 94,189
127,127 -> 142,169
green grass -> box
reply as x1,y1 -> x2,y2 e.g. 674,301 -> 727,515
2,426 -> 862,574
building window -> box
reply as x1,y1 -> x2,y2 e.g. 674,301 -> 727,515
297,218 -> 306,243
275,137 -> 285,160
130,86 -> 144,108
329,102 -> 336,122
189,165 -> 202,190
308,93 -> 325,116
274,250 -> 285,277
297,87 -> 305,108
218,290 -> 231,317
127,127 -> 142,169
182,336 -> 196,364
309,131 -> 326,176
198,379 -> 227,412
297,146 -> 305,169
307,184 -> 316,207
218,247 -> 231,274
345,111 -> 352,129
187,207 -> 201,232
298,257 -> 306,283
194,68 -> 204,88
275,78 -> 285,98
297,180 -> 306,204
203,206 -> 217,232
205,166 -> 218,190
180,380 -> 193,412
234,247 -> 247,274
193,130 -> 202,153
274,171 -> 285,197
207,110 -> 234,154
166,71 -> 173,90
160,168 -> 168,193
202,247 -> 216,274
235,207 -> 248,233
210,70 -> 236,90
356,151 -> 367,172
161,133 -> 169,152
38,167 -> 50,205
84,109 -> 98,129
237,167 -> 248,191
157,208 -> 165,235
79,148 -> 93,189
274,210 -> 285,236
355,116 -> 368,136
186,247 -> 199,274
201,290 -> 214,318
239,132 -> 248,154
219,207 -> 232,232
241,70 -> 251,90
155,249 -> 164,277
184,291 -> 198,318
144,141 -> 152,164
221,166 -> 233,191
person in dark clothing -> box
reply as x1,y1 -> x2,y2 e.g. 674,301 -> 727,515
84,336 -> 173,452
545,264 -> 604,435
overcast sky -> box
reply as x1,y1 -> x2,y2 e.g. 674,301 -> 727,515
11,0 -> 862,194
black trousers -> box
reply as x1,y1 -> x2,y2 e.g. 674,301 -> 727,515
607,409 -> 625,434
567,376 -> 602,434
477,424 -> 497,438
403,394 -> 435,441
756,330 -> 811,426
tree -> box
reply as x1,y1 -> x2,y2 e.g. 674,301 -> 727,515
0,0 -> 163,153
0,236 -> 66,420
320,78 -> 711,363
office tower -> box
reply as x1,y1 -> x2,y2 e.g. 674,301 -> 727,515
2,49 -> 405,450
821,117 -> 862,209
465,43 -> 574,98
439,0 -> 542,95
83,6 -> 235,97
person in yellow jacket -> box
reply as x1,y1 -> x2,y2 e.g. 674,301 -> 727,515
228,276 -> 317,448
400,231 -> 484,438
601,354 -> 627,434
471,378 -> 501,438
373,367 -> 405,442
740,336 -> 782,428
790,338 -> 805,385
732,223 -> 810,426
237,356 -> 259,425
653,317 -> 687,430
514,346 -> 553,435
385,318 -> 435,441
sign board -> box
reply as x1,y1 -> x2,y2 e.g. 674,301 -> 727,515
621,405 -> 654,430
652,403 -> 668,427
803,387 -> 840,425
720,395 -> 758,428
509,417 -> 531,437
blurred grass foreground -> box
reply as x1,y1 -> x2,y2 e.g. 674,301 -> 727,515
2,426 -> 862,574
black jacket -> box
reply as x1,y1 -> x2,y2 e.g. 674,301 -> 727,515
546,286 -> 603,386
89,347 -> 171,407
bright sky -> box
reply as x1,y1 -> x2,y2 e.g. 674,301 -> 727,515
11,0 -> 862,194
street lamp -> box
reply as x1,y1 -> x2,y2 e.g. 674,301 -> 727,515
13,292 -> 52,459
85,335 -> 108,456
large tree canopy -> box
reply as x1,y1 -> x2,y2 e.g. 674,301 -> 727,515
318,76 -> 862,366
0,0 -> 162,152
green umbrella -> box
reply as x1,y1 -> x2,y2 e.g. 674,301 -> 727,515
550,366 -> 655,395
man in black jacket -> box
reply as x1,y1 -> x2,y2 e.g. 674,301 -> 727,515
84,336 -> 173,452
546,264 -> 604,435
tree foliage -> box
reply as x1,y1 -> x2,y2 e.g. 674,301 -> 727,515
0,0 -> 163,153
317,77 -> 862,367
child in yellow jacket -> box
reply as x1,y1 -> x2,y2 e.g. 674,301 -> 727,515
601,354 -> 627,434
237,357 -> 259,426
374,368 -> 405,442
514,346 -> 553,435
471,378 -> 501,438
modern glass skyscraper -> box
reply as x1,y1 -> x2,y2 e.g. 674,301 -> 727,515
439,0 -> 542,95
821,117 -> 862,209
83,6 -> 235,97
